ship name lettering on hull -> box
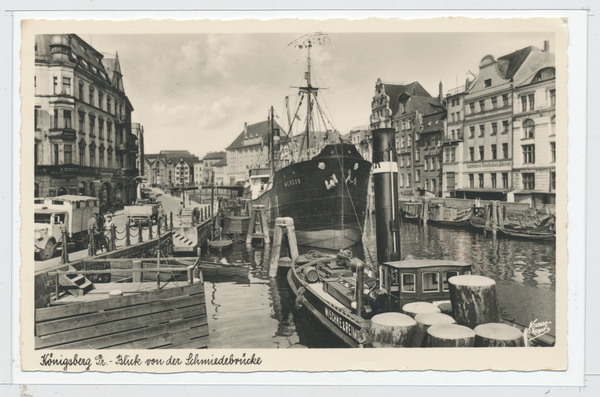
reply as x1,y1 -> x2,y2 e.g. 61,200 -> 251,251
284,178 -> 301,187
324,306 -> 360,341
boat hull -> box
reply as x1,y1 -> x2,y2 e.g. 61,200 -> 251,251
252,143 -> 371,251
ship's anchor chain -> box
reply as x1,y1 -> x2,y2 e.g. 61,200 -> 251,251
294,286 -> 306,310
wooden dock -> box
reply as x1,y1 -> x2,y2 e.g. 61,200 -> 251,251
35,270 -> 209,350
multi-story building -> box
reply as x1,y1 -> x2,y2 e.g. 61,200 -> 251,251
392,83 -> 444,197
455,42 -> 554,202
225,119 -> 284,184
34,34 -> 138,209
511,43 -> 555,207
418,110 -> 446,197
193,161 -> 203,186
202,151 -> 226,185
348,126 -> 371,161
442,82 -> 471,197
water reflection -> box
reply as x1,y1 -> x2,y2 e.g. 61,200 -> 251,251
201,220 -> 556,348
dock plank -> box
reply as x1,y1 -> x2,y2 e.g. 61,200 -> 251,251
108,324 -> 209,349
36,283 -> 204,322
36,294 -> 205,336
52,315 -> 208,349
35,305 -> 205,349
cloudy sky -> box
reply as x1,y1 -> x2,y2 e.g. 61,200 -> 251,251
87,32 -> 554,159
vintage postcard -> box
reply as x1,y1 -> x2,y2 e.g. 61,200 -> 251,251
20,16 -> 569,374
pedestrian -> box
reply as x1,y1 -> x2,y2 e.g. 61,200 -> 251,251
105,213 -> 115,231
87,213 -> 99,232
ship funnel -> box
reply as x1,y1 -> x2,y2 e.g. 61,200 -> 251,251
371,128 -> 401,263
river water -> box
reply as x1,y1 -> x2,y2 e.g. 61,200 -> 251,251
199,219 -> 556,348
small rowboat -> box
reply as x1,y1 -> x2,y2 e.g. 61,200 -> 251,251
208,228 -> 233,250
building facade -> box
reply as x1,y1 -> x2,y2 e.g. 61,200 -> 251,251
511,47 -> 556,207
34,34 -> 138,209
418,111 -> 446,197
202,151 -> 226,185
442,82 -> 470,197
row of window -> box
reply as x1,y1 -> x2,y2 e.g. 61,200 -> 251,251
36,142 -> 129,169
468,94 -> 510,114
468,143 -> 510,161
468,120 -> 510,138
43,75 -> 123,117
468,172 -> 510,189
398,155 -> 440,171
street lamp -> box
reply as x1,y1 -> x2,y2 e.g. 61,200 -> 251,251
178,158 -> 186,209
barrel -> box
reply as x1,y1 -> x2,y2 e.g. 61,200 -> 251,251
402,301 -> 441,318
474,323 -> 525,347
367,312 -> 419,348
414,312 -> 456,347
426,323 -> 475,347
449,275 -> 500,328
302,266 -> 319,283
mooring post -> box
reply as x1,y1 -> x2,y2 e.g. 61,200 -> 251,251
125,219 -> 131,247
60,226 -> 69,264
484,203 -> 491,237
260,207 -> 270,244
491,201 -> 499,236
422,198 -> 430,225
110,224 -> 117,251
88,226 -> 95,257
246,206 -> 258,244
138,222 -> 143,244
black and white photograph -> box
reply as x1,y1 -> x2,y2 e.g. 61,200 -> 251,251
20,17 -> 569,373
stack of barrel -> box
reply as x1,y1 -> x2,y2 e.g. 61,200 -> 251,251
367,275 -> 525,348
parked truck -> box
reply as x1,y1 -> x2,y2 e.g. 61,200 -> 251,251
34,195 -> 100,261
124,199 -> 163,225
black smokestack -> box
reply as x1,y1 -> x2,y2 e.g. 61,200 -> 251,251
371,128 -> 401,263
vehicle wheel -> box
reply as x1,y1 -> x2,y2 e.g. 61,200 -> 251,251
38,240 -> 56,261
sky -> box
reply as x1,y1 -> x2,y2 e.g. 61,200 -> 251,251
88,32 -> 555,159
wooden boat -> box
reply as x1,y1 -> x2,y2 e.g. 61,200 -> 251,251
35,258 -> 209,349
208,228 -> 233,250
428,205 -> 471,228
401,202 -> 421,222
499,226 -> 555,240
287,253 -> 472,347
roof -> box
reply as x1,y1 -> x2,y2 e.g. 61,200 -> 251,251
213,159 -> 227,167
395,95 -> 444,120
496,46 -> 541,80
226,119 -> 284,150
203,151 -> 226,160
421,111 -> 446,133
379,81 -> 431,119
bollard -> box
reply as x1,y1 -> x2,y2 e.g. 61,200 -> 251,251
88,227 -> 95,257
110,224 -> 117,251
138,222 -> 143,244
125,219 -> 131,247
60,226 -> 69,264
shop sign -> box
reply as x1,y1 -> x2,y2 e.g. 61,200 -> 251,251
466,161 -> 511,170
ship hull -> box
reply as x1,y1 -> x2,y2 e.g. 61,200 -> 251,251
251,143 -> 371,251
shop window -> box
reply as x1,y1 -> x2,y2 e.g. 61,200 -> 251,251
423,272 -> 439,292
402,274 -> 415,292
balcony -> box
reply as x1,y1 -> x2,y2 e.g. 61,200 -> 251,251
47,128 -> 77,141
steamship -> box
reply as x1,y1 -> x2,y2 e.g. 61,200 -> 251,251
247,35 -> 371,250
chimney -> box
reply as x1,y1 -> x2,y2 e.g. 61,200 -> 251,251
438,81 -> 443,102
543,40 -> 550,53
244,122 -> 248,138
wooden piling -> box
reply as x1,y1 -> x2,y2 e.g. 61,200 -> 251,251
125,219 -> 131,247
474,323 -> 525,347
402,301 -> 441,318
414,312 -> 456,347
367,312 -> 419,348
426,323 -> 475,347
88,227 -> 96,256
269,217 -> 299,277
422,198 -> 430,225
246,205 -> 270,244
491,201 -> 499,236
448,275 -> 501,329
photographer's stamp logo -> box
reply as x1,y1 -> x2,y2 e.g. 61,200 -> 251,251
526,319 -> 552,346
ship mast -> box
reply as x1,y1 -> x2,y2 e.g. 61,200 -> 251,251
298,41 -> 319,160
